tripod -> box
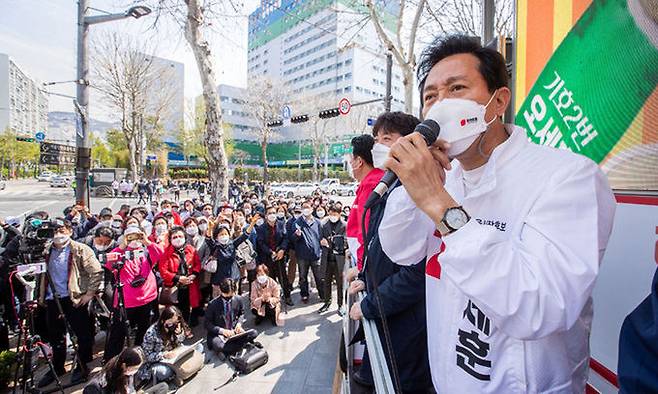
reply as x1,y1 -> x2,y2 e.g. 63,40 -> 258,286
10,270 -> 64,394
102,254 -> 134,362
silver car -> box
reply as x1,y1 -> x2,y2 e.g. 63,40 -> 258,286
50,175 -> 70,188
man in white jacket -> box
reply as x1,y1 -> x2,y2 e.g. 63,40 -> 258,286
377,35 -> 616,393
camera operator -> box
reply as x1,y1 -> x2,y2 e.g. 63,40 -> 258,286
0,217 -> 22,345
103,226 -> 164,362
37,218 -> 103,388
65,205 -> 98,241
318,205 -> 346,315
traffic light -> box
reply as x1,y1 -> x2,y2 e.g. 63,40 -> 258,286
290,114 -> 309,124
318,108 -> 340,119
267,119 -> 283,127
16,136 -> 35,142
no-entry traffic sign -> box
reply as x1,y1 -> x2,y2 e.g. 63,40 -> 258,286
338,98 -> 351,115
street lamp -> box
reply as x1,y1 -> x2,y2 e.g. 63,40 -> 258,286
75,1 -> 151,207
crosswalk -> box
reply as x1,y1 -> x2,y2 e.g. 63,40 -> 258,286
0,188 -> 73,198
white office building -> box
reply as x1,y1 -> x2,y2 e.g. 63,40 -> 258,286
247,0 -> 407,115
143,54 -> 184,141
218,84 -> 258,140
0,53 -> 48,135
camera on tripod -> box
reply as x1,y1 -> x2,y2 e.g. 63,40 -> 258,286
98,250 -> 144,270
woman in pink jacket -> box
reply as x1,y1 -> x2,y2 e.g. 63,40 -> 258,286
103,226 -> 164,362
250,264 -> 283,326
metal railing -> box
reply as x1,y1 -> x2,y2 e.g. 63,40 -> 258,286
341,259 -> 395,394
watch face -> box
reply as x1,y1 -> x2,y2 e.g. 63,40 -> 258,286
446,208 -> 469,229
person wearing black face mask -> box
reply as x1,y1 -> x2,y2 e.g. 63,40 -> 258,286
138,306 -> 196,388
205,278 -> 258,357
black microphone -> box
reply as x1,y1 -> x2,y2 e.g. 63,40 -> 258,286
364,119 -> 441,209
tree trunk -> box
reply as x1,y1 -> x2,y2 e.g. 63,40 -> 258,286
261,137 -> 269,184
128,136 -> 138,182
402,66 -> 415,114
312,141 -> 320,182
185,0 -> 229,209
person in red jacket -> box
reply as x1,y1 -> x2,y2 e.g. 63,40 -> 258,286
159,226 -> 201,326
160,200 -> 182,226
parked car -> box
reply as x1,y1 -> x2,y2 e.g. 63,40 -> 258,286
297,182 -> 320,196
61,171 -> 74,181
50,175 -> 70,188
271,183 -> 300,198
0,176 -> 5,191
336,182 -> 357,196
38,171 -> 54,182
319,178 -> 341,194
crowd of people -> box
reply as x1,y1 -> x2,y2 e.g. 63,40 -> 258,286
0,171 -> 352,391
1,33 -> 653,394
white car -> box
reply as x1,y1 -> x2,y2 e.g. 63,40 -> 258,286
271,183 -> 299,198
38,172 -> 54,182
297,182 -> 320,196
336,182 -> 357,196
50,175 -> 70,188
319,178 -> 341,194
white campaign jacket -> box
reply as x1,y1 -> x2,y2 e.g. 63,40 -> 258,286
378,125 -> 616,393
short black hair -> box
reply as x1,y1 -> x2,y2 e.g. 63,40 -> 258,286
351,134 -> 375,166
95,226 -> 115,239
372,112 -> 420,137
328,205 -> 341,214
219,278 -> 234,294
417,35 -> 508,94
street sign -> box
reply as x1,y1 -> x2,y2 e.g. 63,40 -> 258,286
281,105 -> 292,119
40,142 -> 76,166
146,155 -> 157,161
338,98 -> 351,115
35,131 -> 45,142
40,142 -> 76,155
367,118 -> 374,126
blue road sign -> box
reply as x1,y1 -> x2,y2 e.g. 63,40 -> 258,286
35,131 -> 45,142
282,105 -> 292,119
367,118 -> 374,126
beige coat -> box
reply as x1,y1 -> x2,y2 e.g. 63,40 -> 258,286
250,277 -> 284,326
39,240 -> 103,306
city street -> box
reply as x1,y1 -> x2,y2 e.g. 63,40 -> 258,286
1,178 -> 349,394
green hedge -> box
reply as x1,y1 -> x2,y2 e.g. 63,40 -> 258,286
169,167 -> 352,183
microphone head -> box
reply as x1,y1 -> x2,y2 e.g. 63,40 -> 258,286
414,119 -> 440,145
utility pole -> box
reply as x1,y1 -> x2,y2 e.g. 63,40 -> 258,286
74,1 -> 151,206
384,52 -> 393,112
75,0 -> 91,206
482,0 -> 495,46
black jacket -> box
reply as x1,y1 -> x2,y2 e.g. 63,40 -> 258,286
320,219 -> 346,267
357,182 -> 432,391
255,221 -> 288,264
204,295 -> 245,343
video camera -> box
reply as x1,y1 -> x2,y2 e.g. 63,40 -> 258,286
98,249 -> 145,270
23,218 -> 64,242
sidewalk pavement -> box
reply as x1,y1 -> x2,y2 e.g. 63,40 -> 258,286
180,290 -> 343,394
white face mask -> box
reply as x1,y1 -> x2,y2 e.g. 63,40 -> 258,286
217,235 -> 230,245
186,226 -> 198,236
329,216 -> 339,223
293,213 -> 301,219
267,214 -> 277,223
198,223 -> 208,232
302,208 -> 312,217
424,91 -> 497,158
171,238 -> 185,248
371,143 -> 391,169
257,275 -> 268,285
256,218 -> 265,226
155,224 -> 167,235
316,210 -> 325,218
277,213 -> 285,219
244,208 -> 252,216
141,220 -> 152,234
94,242 -> 109,252
128,240 -> 142,249
53,234 -> 70,247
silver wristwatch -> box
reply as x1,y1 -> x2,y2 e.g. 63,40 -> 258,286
436,206 -> 470,236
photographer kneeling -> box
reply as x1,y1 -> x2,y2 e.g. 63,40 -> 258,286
38,218 -> 103,388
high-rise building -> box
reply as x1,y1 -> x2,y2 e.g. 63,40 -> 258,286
247,0 -> 407,113
143,54 -> 184,141
0,53 -> 48,134
218,84 -> 258,140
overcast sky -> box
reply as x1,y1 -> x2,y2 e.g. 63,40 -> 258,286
0,0 -> 259,121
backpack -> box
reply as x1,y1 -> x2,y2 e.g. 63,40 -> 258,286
235,239 -> 257,270
230,343 -> 268,374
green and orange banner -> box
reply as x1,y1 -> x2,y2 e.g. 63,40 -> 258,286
514,0 -> 658,189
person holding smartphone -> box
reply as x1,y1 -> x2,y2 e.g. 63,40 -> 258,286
104,226 -> 164,362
